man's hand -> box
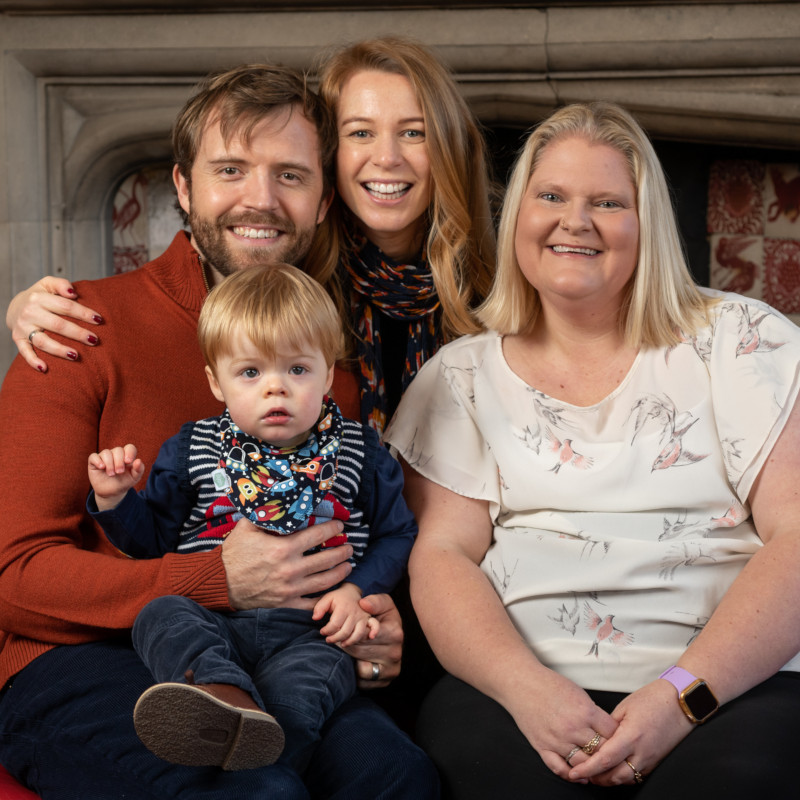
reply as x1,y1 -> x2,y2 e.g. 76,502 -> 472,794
221,518 -> 353,611
342,593 -> 403,689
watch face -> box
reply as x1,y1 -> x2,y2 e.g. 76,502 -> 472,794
683,681 -> 719,723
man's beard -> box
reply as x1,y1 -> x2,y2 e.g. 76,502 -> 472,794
189,208 -> 316,277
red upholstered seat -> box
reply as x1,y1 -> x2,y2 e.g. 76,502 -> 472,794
0,765 -> 39,798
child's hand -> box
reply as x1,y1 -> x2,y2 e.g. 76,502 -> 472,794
312,582 -> 380,647
88,444 -> 145,510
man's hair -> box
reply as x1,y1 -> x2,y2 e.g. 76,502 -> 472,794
172,63 -> 337,201
479,101 -> 714,347
310,36 -> 497,340
198,263 -> 344,374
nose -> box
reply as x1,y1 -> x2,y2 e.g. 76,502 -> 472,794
263,372 -> 287,396
244,171 -> 279,212
560,201 -> 592,233
371,134 -> 402,168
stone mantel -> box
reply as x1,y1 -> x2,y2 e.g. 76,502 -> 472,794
1,2 -> 798,373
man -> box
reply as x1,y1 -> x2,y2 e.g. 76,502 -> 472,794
0,65 -> 438,798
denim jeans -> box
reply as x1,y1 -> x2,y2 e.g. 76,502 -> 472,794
133,597 -> 354,772
0,639 -> 440,800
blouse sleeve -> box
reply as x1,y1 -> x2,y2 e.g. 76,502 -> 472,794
385,335 -> 501,506
707,296 -> 800,501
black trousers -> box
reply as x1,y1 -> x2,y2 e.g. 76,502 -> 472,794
418,672 -> 800,800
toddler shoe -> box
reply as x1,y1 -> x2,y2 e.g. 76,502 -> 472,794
134,674 -> 285,771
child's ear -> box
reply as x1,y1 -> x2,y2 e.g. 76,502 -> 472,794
325,364 -> 335,394
205,366 -> 225,403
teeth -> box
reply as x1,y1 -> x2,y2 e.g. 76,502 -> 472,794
552,245 -> 599,256
365,182 -> 410,199
233,226 -> 279,239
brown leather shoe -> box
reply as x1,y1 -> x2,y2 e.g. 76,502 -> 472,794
133,680 -> 285,771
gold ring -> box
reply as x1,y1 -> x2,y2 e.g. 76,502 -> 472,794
565,746 -> 581,765
581,732 -> 601,755
625,759 -> 644,784
28,329 -> 43,344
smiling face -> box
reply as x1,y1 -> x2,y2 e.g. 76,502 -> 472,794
335,69 -> 432,261
205,333 -> 334,449
514,136 -> 639,312
174,106 -> 332,283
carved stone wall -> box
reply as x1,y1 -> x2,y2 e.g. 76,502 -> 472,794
1,2 -> 799,373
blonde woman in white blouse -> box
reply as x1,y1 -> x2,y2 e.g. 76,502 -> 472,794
386,101 -> 800,799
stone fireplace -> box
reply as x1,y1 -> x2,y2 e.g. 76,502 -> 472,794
1,0 -> 799,372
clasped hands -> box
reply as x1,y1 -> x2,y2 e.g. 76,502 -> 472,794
515,671 -> 694,787
221,517 -> 402,689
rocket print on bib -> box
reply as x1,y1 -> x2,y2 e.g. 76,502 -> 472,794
214,396 -> 349,538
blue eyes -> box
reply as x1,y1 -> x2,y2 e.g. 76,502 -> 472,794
240,366 -> 307,379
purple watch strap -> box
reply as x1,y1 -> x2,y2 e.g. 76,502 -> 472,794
659,665 -> 696,692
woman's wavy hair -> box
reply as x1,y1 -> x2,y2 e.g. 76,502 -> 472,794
479,101 -> 713,346
311,36 -> 497,340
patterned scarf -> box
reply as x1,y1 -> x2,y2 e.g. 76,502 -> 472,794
343,229 -> 442,434
214,396 -> 346,535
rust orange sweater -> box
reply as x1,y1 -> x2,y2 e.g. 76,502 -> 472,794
0,232 -> 359,686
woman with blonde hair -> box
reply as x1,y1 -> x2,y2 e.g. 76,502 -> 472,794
483,101 -> 710,343
386,101 -> 800,798
8,37 -> 496,435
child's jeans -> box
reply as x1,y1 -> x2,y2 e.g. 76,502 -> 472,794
133,597 -> 356,772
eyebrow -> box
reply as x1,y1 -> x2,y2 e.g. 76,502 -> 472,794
205,157 -> 315,176
338,115 -> 425,126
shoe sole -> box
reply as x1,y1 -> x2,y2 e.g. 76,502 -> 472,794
134,683 -> 285,770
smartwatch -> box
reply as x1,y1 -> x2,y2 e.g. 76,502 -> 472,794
658,666 -> 719,724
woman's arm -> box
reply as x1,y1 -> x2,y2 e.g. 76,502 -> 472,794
572,397 -> 800,786
404,465 -> 617,781
7,277 -> 103,371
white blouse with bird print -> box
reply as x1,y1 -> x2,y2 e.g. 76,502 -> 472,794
385,290 -> 800,692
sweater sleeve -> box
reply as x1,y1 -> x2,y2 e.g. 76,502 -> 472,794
346,436 -> 418,597
0,353 -> 231,647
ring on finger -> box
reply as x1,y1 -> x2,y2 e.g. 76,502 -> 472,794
625,759 -> 644,784
28,329 -> 43,344
581,732 -> 601,755
370,662 -> 381,681
565,746 -> 582,765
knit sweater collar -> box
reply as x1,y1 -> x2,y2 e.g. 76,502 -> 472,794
143,231 -> 208,313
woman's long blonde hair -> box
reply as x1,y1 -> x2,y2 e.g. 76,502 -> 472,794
311,36 -> 497,340
479,101 -> 713,346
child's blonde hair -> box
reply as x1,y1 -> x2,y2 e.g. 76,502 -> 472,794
198,263 -> 344,373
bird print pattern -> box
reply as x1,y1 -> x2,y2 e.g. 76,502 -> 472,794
384,292 -> 800,688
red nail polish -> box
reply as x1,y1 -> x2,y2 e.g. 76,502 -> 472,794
37,365 -> 45,373
66,351 -> 78,361
87,335 -> 99,345
67,288 -> 77,296
92,315 -> 103,324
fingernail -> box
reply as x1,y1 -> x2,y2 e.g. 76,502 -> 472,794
87,335 -> 99,345
67,288 -> 77,296
92,315 -> 103,324
37,365 -> 45,373
66,351 -> 78,361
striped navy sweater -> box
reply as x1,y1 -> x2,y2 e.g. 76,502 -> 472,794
90,414 -> 417,596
